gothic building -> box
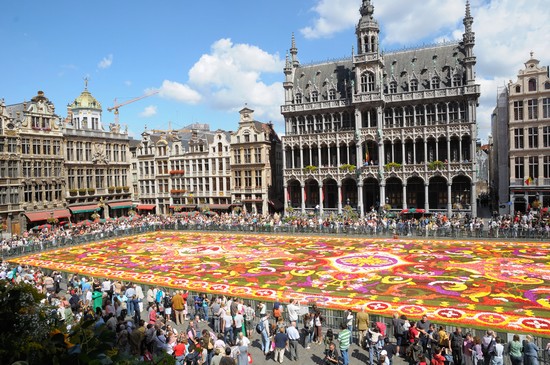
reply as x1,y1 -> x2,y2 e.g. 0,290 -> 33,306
281,0 -> 480,217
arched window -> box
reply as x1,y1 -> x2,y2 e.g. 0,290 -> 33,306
361,72 -> 375,92
295,93 -> 302,104
528,78 -> 537,92
431,76 -> 440,89
452,74 -> 462,87
515,85 -> 521,93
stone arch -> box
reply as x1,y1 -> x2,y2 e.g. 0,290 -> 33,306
428,176 -> 448,210
385,176 -> 403,209
342,178 -> 358,207
363,177 -> 380,212
406,176 -> 425,209
322,177 -> 338,209
287,179 -> 301,208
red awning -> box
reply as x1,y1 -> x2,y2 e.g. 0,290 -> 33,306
69,204 -> 100,214
136,204 -> 156,210
25,209 -> 71,222
205,204 -> 232,210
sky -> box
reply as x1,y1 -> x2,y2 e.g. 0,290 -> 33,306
1,0 -> 549,142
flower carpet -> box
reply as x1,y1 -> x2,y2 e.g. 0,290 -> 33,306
11,231 -> 550,337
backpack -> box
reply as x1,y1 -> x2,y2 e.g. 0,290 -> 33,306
256,320 -> 265,334
481,339 -> 495,356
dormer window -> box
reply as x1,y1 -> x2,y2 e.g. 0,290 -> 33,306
389,81 -> 398,94
329,89 -> 336,100
244,133 -> 250,142
515,85 -> 521,93
528,78 -> 537,92
361,72 -> 375,92
431,76 -> 440,89
410,79 -> 418,92
295,93 -> 302,104
311,91 -> 318,102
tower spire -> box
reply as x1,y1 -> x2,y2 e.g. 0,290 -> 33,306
290,33 -> 299,67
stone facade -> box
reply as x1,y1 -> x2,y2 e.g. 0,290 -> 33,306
281,0 -> 480,217
503,54 -> 550,214
230,107 -> 283,214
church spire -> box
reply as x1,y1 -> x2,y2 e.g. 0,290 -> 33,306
356,0 -> 379,55
462,0 -> 476,85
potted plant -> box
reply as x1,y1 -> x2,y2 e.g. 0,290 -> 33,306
339,164 -> 357,173
122,186 -> 130,192
115,186 -> 123,193
428,160 -> 445,170
87,188 -> 96,195
46,216 -> 59,225
384,162 -> 402,171
108,186 -> 115,193
69,189 -> 78,196
78,188 -> 87,195
304,165 -> 318,174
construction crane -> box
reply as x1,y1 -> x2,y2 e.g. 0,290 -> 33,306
107,91 -> 159,124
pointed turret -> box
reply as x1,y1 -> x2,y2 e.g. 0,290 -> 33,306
290,33 -> 299,67
462,0 -> 476,85
356,0 -> 379,54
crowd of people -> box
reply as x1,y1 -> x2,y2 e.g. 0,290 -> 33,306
1,262 -> 549,365
1,209 -> 550,258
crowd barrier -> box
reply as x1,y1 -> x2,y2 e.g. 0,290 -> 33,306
5,224 -> 550,363
3,221 -> 550,259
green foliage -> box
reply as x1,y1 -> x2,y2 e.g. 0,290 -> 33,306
343,205 -> 358,219
303,165 -> 318,173
384,162 -> 402,171
339,164 -> 356,173
0,282 -> 175,365
0,282 -> 58,364
428,160 -> 445,170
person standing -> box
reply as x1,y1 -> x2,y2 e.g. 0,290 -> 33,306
286,321 -> 301,362
260,313 -> 271,358
357,306 -> 370,348
522,335 -> 539,365
450,328 -> 464,365
491,337 -> 504,365
273,326 -> 289,363
345,309 -> 354,334
338,323 -> 351,365
416,315 -> 431,354
507,334 -> 523,365
286,299 -> 301,324
172,290 -> 185,326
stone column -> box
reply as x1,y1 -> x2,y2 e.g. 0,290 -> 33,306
337,184 -> 343,214
380,182 -> 386,212
319,183 -> 324,216
424,183 -> 430,212
358,182 -> 364,217
402,184 -> 407,210
470,183 -> 477,217
447,182 -> 452,217
301,184 -> 306,213
283,184 -> 289,209
282,148 -> 286,170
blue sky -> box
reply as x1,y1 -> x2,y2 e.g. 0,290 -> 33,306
1,0 -> 549,141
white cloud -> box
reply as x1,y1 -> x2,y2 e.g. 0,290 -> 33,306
139,105 -> 157,118
300,0 -> 358,39
157,38 -> 284,123
124,80 -> 132,86
156,80 -> 202,104
98,54 -> 113,69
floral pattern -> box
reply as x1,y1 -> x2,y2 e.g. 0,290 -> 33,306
10,232 -> 550,337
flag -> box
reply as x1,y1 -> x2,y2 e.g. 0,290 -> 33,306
322,186 -> 325,202
303,187 -> 307,203
365,149 -> 370,164
525,177 -> 533,185
287,187 -> 290,203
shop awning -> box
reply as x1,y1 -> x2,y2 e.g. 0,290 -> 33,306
205,204 -> 232,210
69,204 -> 100,214
25,209 -> 72,222
108,201 -> 134,210
170,204 -> 197,210
136,204 -> 156,210
242,199 -> 263,203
